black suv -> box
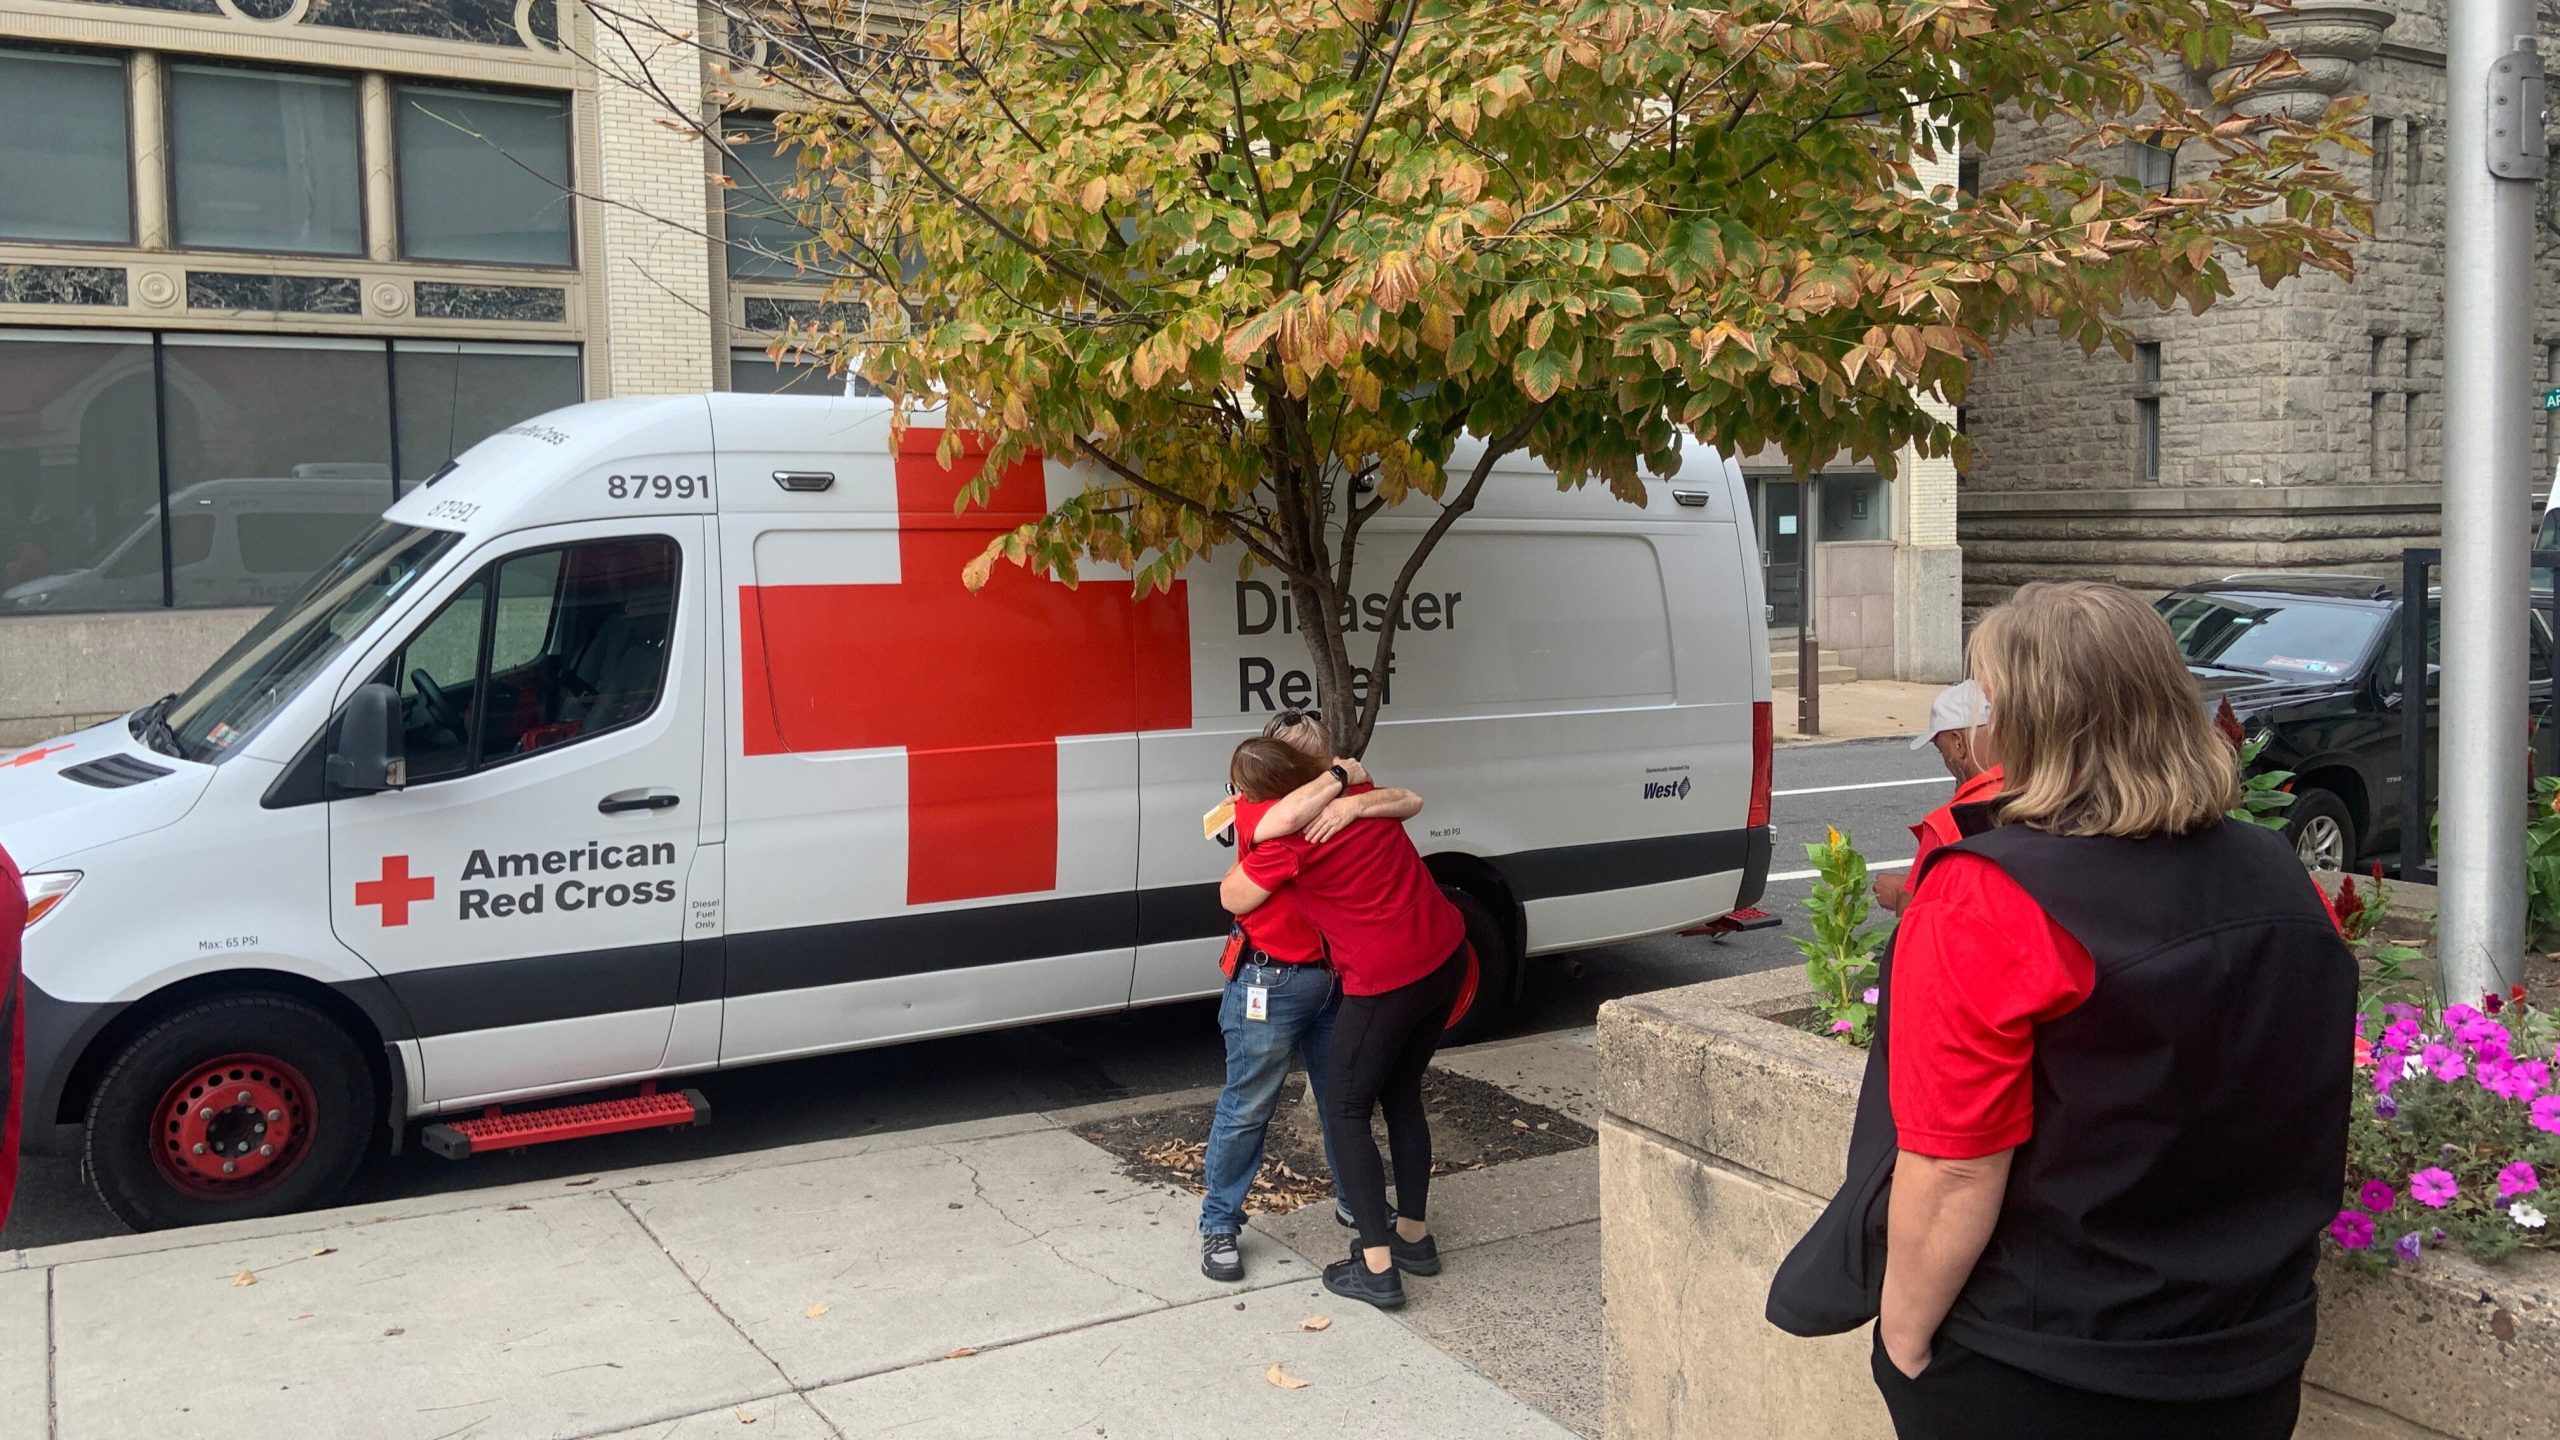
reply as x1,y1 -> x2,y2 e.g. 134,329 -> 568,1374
2155,575 -> 2557,871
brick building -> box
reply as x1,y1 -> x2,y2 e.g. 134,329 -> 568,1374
1961,0 -> 2560,609
0,0 -> 858,742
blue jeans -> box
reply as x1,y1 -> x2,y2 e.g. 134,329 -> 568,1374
1198,960 -> 1343,1236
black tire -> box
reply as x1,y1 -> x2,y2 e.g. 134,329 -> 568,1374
1439,886 -> 1519,1047
2284,787 -> 2356,873
85,994 -> 375,1232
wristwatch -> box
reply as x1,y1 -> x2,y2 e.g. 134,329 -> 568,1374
1329,764 -> 1351,787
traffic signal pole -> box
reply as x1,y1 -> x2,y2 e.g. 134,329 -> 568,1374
2437,4 -> 2543,1002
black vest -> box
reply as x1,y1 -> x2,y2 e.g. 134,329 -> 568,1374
1768,814 -> 2356,1402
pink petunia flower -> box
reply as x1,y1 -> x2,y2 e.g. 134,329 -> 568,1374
2511,1060 -> 2552,1102
2411,1168 -> 2459,1209
2469,1024 -> 2513,1063
2423,1044 -> 2467,1083
1830,1019 -> 1854,1034
2534,1095 -> 2560,1135
2359,1180 -> 2397,1213
2373,1059 -> 2400,1096
1862,987 -> 1880,1005
2442,1003 -> 2482,1031
2499,1162 -> 2540,1199
2330,1211 -> 2375,1249
2381,1018 -> 2423,1052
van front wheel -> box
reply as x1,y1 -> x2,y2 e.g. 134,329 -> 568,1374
1439,887 -> 1517,1047
85,994 -> 375,1232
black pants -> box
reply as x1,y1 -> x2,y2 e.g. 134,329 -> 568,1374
1320,944 -> 1466,1251
1870,1329 -> 2302,1440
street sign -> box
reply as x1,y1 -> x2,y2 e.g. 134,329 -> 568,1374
2544,386 -> 2560,410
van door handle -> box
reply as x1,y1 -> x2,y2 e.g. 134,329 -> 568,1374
599,789 -> 681,814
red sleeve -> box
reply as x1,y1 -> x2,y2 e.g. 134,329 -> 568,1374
1888,853 -> 2095,1160
1239,833 -> 1307,890
1232,796 -> 1275,851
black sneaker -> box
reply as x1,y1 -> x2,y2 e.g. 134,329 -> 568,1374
1201,1232 -> 1244,1283
1390,1231 -> 1442,1277
1322,1253 -> 1406,1309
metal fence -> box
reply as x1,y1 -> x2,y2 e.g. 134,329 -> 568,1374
2394,547 -> 2560,884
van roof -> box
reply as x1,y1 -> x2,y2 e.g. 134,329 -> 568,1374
383,393 -> 1743,539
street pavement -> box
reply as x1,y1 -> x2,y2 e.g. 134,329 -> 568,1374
1,734 -> 1952,1255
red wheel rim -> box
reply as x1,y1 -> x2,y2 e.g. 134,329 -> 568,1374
148,1053 -> 315,1202
1444,944 -> 1482,1033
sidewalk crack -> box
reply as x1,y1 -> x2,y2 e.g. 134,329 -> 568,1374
610,1194 -> 794,1388
933,1146 -> 1169,1306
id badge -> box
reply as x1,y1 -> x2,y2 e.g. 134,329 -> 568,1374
1245,985 -> 1270,1022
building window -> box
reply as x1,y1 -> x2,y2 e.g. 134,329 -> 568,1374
2133,341 -> 2163,485
2406,119 -> 2424,194
0,49 -> 132,245
2370,335 -> 2390,482
728,347 -> 880,395
395,83 -> 575,267
2133,137 -> 2176,192
723,119 -> 820,278
0,328 -> 581,615
391,341 -> 584,488
168,63 -> 363,255
2371,117 -> 2394,208
2402,337 -> 2420,478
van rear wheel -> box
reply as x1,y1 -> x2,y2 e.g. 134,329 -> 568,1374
1439,887 -> 1517,1047
85,994 -> 375,1232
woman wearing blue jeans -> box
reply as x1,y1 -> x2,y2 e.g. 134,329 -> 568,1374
1197,717 -> 1420,1282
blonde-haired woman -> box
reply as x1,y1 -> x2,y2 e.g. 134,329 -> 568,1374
1771,581 -> 2356,1438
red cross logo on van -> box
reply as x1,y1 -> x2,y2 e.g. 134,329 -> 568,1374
737,430 -> 1193,905
356,855 -> 438,927
3,743 -> 71,768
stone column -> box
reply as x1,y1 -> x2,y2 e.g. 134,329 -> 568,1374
129,52 -> 168,251
591,0 -> 717,395
360,74 -> 400,263
1895,143 -> 1965,683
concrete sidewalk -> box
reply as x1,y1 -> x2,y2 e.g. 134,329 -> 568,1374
0,1034 -> 1603,1440
1771,679 -> 1941,745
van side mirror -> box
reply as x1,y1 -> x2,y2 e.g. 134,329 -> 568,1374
327,683 -> 407,794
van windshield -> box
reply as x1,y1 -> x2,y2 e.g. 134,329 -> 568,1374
153,522 -> 460,763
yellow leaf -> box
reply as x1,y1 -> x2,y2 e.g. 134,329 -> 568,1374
309,1247 -> 336,1258
1300,1315 -> 1332,1332
1266,1363 -> 1311,1390
232,1270 -> 257,1287
1080,176 -> 1109,213
804,1303 -> 830,1319
944,1346 -> 980,1359
1827,826 -> 1843,847
734,1407 -> 758,1425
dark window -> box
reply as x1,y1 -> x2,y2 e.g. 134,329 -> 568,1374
0,48 -> 132,244
0,332 -> 161,614
377,537 -> 681,780
2133,342 -> 2163,485
168,63 -> 362,255
2157,595 -> 2385,679
723,118 -> 819,277
240,511 -> 376,576
391,341 -> 584,490
396,83 -> 574,267
2371,118 -> 2393,207
728,348 -> 880,396
2134,138 -> 2175,191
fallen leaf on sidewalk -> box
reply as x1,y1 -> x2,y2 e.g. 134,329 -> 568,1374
944,1347 -> 979,1359
1298,1316 -> 1331,1332
503,1204 -> 531,1212
565,1177 -> 598,1188
1510,1118 -> 1530,1130
309,1247 -> 336,1258
732,1406 -> 758,1424
232,1270 -> 257,1287
289,1313 -> 313,1321
803,1303 -> 830,1319
1265,1363 -> 1310,1390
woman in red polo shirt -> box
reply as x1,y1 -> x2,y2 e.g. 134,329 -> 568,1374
1220,737 -> 1467,1310
1843,583 -> 2354,1437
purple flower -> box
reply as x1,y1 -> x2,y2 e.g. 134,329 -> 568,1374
2443,1003 -> 2482,1031
2330,1210 -> 2375,1250
2384,1002 -> 2424,1026
2423,1044 -> 2467,1083
2534,1095 -> 2560,1135
2469,1023 -> 2513,1063
1862,987 -> 1880,1005
2411,1168 -> 2459,1209
2479,1058 -> 2527,1101
2510,1060 -> 2550,1102
2373,1059 -> 2400,1096
2359,1180 -> 2397,1213
1830,1018 -> 1855,1034
2381,1018 -> 2423,1051
2499,1162 -> 2541,1199
2395,1231 -> 2423,1265
2375,1094 -> 2400,1119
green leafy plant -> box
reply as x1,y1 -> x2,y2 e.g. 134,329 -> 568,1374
1795,826 -> 1885,1045
2526,776 -> 2560,938
2215,697 -> 2294,831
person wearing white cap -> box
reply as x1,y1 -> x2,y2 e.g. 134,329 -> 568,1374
1875,680 -> 2000,914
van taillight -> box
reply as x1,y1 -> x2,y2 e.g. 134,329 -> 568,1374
1747,701 -> 1773,829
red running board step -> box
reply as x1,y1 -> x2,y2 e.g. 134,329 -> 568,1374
421,1088 -> 710,1159
1680,907 -> 1783,938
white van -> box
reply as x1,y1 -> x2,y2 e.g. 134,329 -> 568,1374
1,394 -> 1773,1230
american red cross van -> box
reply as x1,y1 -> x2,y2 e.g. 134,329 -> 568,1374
0,393 -> 1773,1230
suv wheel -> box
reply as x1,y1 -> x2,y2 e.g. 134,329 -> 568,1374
2285,787 -> 2355,872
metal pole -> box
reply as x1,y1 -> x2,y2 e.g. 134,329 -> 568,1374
1797,483 -> 1821,736
2438,5 -> 2542,1001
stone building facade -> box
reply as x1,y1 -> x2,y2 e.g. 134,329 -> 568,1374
1961,0 -> 2559,608
0,0 -> 857,742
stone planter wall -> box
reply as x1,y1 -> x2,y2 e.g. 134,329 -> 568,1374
1597,969 -> 2560,1440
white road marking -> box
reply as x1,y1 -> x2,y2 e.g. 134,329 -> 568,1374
1766,858 -> 1915,884
1773,776 -> 1950,798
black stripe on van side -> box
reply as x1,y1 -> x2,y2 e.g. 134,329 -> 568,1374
331,827 -> 1761,1038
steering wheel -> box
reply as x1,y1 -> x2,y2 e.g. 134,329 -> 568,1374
410,668 -> 466,738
